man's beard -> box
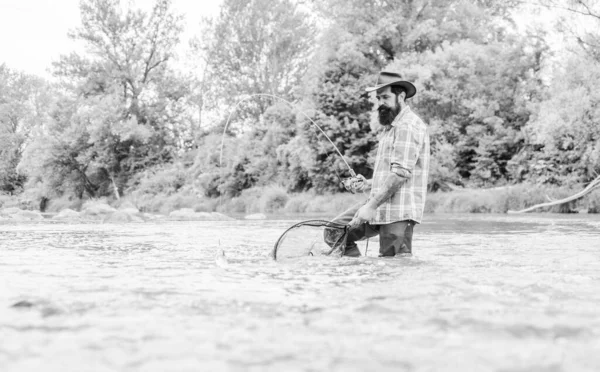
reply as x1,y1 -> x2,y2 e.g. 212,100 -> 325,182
378,104 -> 400,126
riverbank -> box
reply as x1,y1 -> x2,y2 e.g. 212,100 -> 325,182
128,183 -> 600,215
1,183 -> 599,218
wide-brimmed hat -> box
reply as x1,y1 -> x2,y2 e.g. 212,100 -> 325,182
365,71 -> 416,98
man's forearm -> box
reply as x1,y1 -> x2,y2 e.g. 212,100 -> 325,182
365,173 -> 406,209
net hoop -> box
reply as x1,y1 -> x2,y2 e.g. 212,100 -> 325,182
272,219 -> 348,260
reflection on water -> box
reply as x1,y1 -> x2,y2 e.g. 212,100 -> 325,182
1,214 -> 600,371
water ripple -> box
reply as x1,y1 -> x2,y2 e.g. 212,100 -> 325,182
1,214 -> 599,371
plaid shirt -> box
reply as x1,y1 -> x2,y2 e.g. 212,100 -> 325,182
370,106 -> 430,224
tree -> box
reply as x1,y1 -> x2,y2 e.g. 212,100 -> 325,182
303,58 -> 375,192
195,102 -> 302,197
519,56 -> 600,185
387,37 -> 545,186
311,0 -> 519,63
505,1 -> 600,186
301,0 -> 528,191
194,0 -> 316,123
0,65 -> 52,194
19,97 -> 99,200
30,0 -> 190,199
61,0 -> 184,120
189,0 -> 316,196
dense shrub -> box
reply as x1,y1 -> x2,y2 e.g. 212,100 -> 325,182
0,193 -> 15,209
215,187 -> 259,214
45,195 -> 84,213
215,186 -> 290,214
129,165 -> 188,197
260,186 -> 289,213
128,188 -> 201,214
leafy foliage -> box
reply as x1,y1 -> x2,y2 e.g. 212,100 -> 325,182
521,56 -> 600,185
297,0 -> 536,191
388,37 -> 545,186
0,65 -> 52,194
4,0 -> 600,211
193,0 -> 315,122
19,0 -> 188,200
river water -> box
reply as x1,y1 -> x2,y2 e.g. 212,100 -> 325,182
1,213 -> 599,372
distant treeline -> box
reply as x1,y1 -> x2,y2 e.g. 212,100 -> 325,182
1,0 -> 600,210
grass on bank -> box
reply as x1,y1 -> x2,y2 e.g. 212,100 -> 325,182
121,183 -> 600,215
1,183 -> 599,215
425,184 -> 600,214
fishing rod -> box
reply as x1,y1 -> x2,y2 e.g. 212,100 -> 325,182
218,94 -> 357,202
217,94 -> 373,259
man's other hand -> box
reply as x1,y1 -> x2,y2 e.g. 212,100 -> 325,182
349,203 -> 376,228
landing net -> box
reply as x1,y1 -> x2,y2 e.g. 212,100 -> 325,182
272,220 -> 349,261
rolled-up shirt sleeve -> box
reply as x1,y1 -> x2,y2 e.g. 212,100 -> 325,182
390,123 -> 423,179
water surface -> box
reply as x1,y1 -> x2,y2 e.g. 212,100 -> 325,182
1,214 -> 600,371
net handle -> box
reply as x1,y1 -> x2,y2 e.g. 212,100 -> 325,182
324,225 -> 349,256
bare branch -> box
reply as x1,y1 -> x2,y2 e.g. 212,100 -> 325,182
516,0 -> 600,19
509,175 -> 600,213
575,0 -> 600,20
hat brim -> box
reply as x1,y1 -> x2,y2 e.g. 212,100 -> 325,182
365,81 -> 416,98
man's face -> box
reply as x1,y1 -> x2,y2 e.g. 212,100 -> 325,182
376,86 -> 400,126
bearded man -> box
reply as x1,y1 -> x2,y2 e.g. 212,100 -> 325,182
327,71 -> 430,257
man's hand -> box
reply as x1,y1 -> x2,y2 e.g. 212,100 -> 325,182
343,174 -> 369,193
349,202 -> 376,228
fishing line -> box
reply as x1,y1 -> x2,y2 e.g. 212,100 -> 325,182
217,94 -> 366,260
218,93 -> 356,205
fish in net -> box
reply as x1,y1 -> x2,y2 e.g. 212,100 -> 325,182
271,220 -> 349,261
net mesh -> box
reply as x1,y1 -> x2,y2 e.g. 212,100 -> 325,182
272,220 -> 348,261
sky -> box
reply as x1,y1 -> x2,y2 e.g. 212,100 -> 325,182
0,0 -> 222,78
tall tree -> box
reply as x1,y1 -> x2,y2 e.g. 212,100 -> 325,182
506,1 -> 600,186
189,0 -> 316,196
0,65 -> 52,194
60,0 -> 185,122
26,0 -> 190,199
20,91 -> 154,200
517,55 -> 600,185
311,0 -> 518,63
194,0 -> 316,123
